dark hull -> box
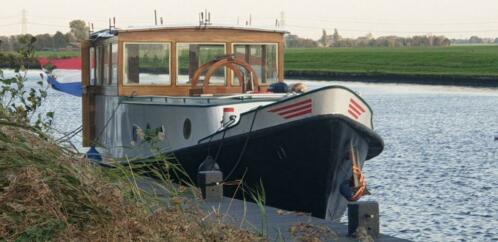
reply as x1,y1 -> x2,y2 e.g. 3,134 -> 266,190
172,114 -> 384,220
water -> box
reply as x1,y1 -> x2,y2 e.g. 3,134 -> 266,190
3,70 -> 497,241
299,80 -> 498,242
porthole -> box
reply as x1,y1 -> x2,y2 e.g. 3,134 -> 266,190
183,119 -> 192,139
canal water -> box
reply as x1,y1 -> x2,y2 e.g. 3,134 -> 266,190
3,69 -> 498,242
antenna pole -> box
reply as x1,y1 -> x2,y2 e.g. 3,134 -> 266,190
160,17 -> 163,25
154,10 -> 158,25
280,11 -> 285,28
249,14 -> 252,26
204,9 -> 208,27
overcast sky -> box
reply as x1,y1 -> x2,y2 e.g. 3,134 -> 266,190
1,0 -> 497,39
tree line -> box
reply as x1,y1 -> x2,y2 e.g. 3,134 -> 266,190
286,28 -> 498,48
0,20 -> 89,51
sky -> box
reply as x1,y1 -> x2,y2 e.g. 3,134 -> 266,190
0,0 -> 497,39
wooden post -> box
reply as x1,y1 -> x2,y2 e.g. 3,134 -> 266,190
81,40 -> 91,146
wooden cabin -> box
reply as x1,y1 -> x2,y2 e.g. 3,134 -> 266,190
81,25 -> 286,146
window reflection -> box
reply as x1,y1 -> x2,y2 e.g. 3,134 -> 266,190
111,43 -> 118,84
103,44 -> 109,85
90,47 -> 96,85
177,43 -> 226,86
233,44 -> 278,85
124,43 -> 170,85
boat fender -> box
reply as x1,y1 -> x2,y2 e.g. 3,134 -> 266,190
85,146 -> 102,161
198,155 -> 220,172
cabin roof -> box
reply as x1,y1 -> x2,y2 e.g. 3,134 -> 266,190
119,24 -> 287,33
90,24 -> 287,39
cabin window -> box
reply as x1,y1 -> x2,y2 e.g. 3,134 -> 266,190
176,43 -> 226,86
124,42 -> 171,85
233,43 -> 278,85
95,46 -> 103,85
111,43 -> 118,84
90,47 -> 96,85
102,44 -> 109,85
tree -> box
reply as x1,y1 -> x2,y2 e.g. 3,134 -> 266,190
53,31 -> 67,48
320,29 -> 328,47
332,29 -> 341,47
69,20 -> 90,42
34,34 -> 53,50
469,36 -> 482,44
495,38 -> 498,44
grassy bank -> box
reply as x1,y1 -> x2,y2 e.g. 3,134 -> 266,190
285,46 -> 498,77
0,112 -> 262,241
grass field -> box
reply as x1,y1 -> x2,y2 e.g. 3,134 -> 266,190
35,50 -> 80,58
6,46 -> 498,78
285,46 -> 498,77
2,50 -> 80,58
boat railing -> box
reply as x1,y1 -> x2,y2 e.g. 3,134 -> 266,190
119,93 -> 291,106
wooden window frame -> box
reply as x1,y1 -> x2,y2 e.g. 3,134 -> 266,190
231,43 -> 279,86
122,41 -> 172,86
175,42 -> 227,87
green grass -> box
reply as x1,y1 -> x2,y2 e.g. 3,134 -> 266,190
0,50 -> 79,58
35,50 -> 80,58
27,46 -> 498,77
285,46 -> 498,77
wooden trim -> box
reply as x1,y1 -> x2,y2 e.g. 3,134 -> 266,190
226,43 -> 233,87
278,41 -> 284,81
171,41 -> 177,86
81,40 -> 91,146
118,41 -> 124,95
115,28 -> 285,96
118,29 -> 283,43
122,41 -> 172,86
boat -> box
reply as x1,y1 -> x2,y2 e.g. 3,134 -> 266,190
75,23 -> 384,220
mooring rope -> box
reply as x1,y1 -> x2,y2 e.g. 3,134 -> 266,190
223,108 -> 259,182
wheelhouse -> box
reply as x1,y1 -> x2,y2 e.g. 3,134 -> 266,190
81,25 -> 286,146
81,26 -> 286,97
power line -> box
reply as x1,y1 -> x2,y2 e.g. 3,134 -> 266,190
27,22 -> 70,28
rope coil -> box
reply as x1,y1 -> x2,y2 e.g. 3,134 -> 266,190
350,143 -> 369,201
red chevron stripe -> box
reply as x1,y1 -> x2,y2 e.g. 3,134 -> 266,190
278,104 -> 312,116
350,99 -> 365,113
284,109 -> 312,119
349,104 -> 362,116
269,99 -> 311,113
348,110 -> 359,119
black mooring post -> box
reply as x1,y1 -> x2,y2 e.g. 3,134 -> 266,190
348,201 -> 380,238
197,170 -> 223,202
